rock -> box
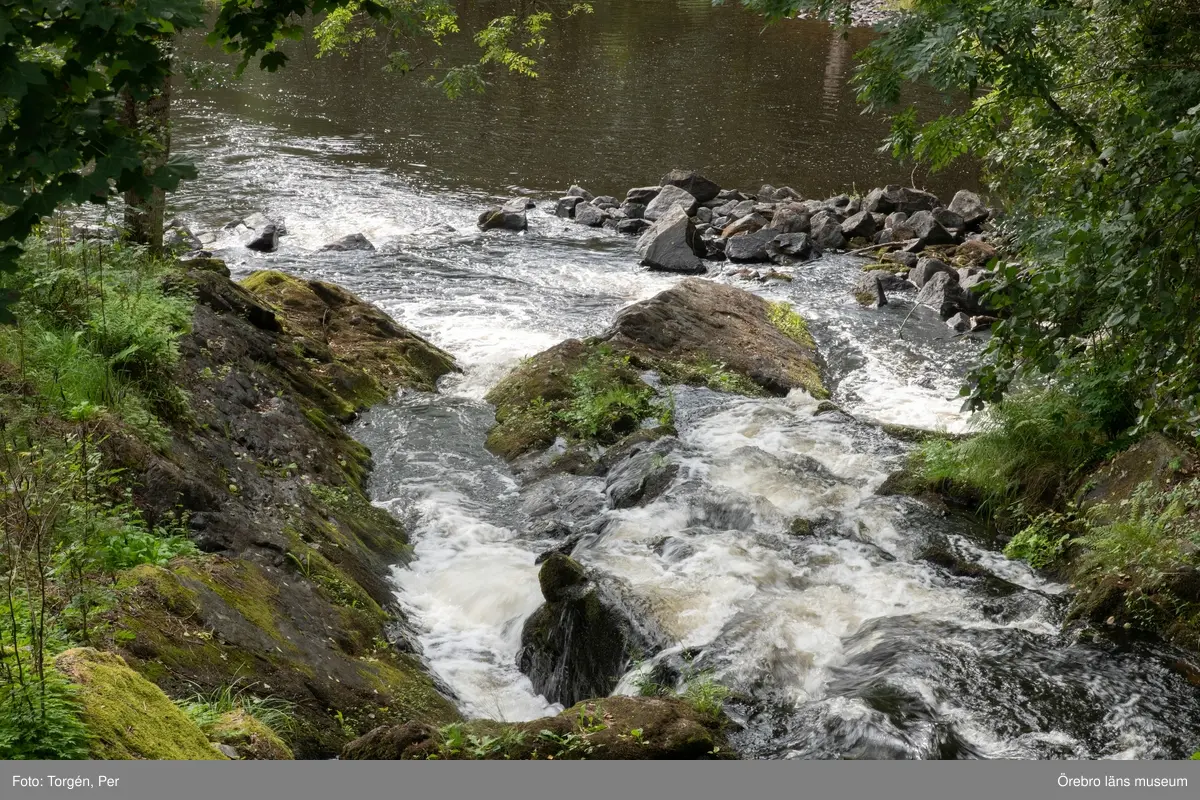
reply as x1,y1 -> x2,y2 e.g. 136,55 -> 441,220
209,709 -> 294,760
932,207 -> 965,232
55,648 -> 225,760
909,258 -> 958,289
840,209 -> 877,240
519,568 -> 654,706
712,200 -> 739,218
770,232 -> 816,262
602,278 -> 825,397
720,212 -> 768,239
946,312 -> 972,333
661,169 -> 721,203
875,229 -> 895,245
606,437 -> 679,509
616,218 -> 652,236
320,233 -> 375,252
644,184 -> 699,221
906,210 -> 958,247
774,186 -> 803,201
342,722 -> 437,760
716,188 -> 744,201
164,223 -> 202,251
621,201 -> 647,220
885,211 -> 908,229
864,184 -> 941,214
246,223 -> 282,253
855,273 -> 889,308
883,251 -> 918,269
478,198 -> 530,232
724,228 -> 779,263
770,204 -> 811,234
694,206 -> 713,225
810,212 -> 846,251
539,553 -> 588,603
958,269 -> 992,294
626,186 -> 661,205
574,203 -> 607,227
635,206 -> 707,274
556,196 -> 584,218
971,315 -> 997,331
949,190 -> 990,228
957,238 -> 998,266
730,199 -> 757,220
592,195 -> 619,209
916,271 -> 978,318
346,697 -> 732,760
567,185 -> 593,200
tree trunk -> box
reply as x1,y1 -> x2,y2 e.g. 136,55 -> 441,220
120,58 -> 172,253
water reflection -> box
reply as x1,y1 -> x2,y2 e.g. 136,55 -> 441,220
174,0 -> 973,202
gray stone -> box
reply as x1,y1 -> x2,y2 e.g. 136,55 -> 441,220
909,258 -> 958,289
864,184 -> 941,214
770,232 -> 815,261
620,201 -> 647,220
320,232 -> 375,252
573,203 -> 607,227
555,196 -> 584,218
883,251 -> 918,269
644,184 -> 699,221
625,186 -> 661,205
906,210 -> 958,247
916,271 -> 979,318
635,206 -> 707,274
840,209 -> 877,240
810,212 -> 846,251
932,207 -> 965,231
725,228 -> 780,263
567,185 -> 593,200
770,204 -> 811,234
884,211 -> 908,230
730,199 -> 757,219
660,170 -> 721,203
695,206 -> 713,224
478,198 -> 530,232
616,218 -> 651,236
592,195 -> 619,209
946,312 -> 972,333
720,212 -> 768,239
949,190 -> 990,228
246,223 -> 282,252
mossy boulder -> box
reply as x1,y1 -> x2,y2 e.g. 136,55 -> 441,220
343,696 -> 733,760
54,648 -> 225,760
242,269 -> 456,403
209,710 -> 294,760
519,559 -> 656,707
1076,433 -> 1197,515
485,279 -> 824,460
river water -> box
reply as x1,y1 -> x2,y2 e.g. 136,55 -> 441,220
171,0 -> 1200,759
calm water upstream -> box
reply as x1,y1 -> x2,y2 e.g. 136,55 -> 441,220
169,0 -> 1200,759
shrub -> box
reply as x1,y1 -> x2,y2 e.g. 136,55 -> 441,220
0,664 -> 90,760
558,348 -> 665,444
917,388 -> 1109,510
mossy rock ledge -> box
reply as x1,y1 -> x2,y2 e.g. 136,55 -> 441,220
55,648 -> 225,760
485,278 -> 826,460
342,696 -> 733,760
92,265 -> 460,757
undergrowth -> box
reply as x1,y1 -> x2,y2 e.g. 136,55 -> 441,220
175,680 -> 295,738
558,347 -> 668,444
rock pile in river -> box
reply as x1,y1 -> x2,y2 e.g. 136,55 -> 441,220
548,171 -> 997,276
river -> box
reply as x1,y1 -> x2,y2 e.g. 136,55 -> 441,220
170,0 -> 1200,759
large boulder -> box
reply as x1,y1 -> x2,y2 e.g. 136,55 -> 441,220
602,278 -> 825,397
635,206 -> 707,274
519,557 -> 654,706
770,231 -> 816,262
556,196 -> 584,218
478,198 -> 531,232
644,184 -> 699,221
949,190 -> 990,228
864,184 -> 941,215
626,186 -> 661,205
660,169 -> 721,204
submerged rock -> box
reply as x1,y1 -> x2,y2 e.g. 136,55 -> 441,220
320,232 -> 375,252
246,223 -> 282,253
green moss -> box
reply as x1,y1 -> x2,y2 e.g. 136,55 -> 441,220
657,356 -> 764,397
209,710 -> 294,760
176,561 -> 289,648
358,656 -> 460,726
54,648 -> 225,760
765,301 -> 827,398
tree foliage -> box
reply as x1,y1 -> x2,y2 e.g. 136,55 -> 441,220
743,0 -> 1200,439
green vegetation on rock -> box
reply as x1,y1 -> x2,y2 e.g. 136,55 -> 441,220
54,648 -> 224,760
